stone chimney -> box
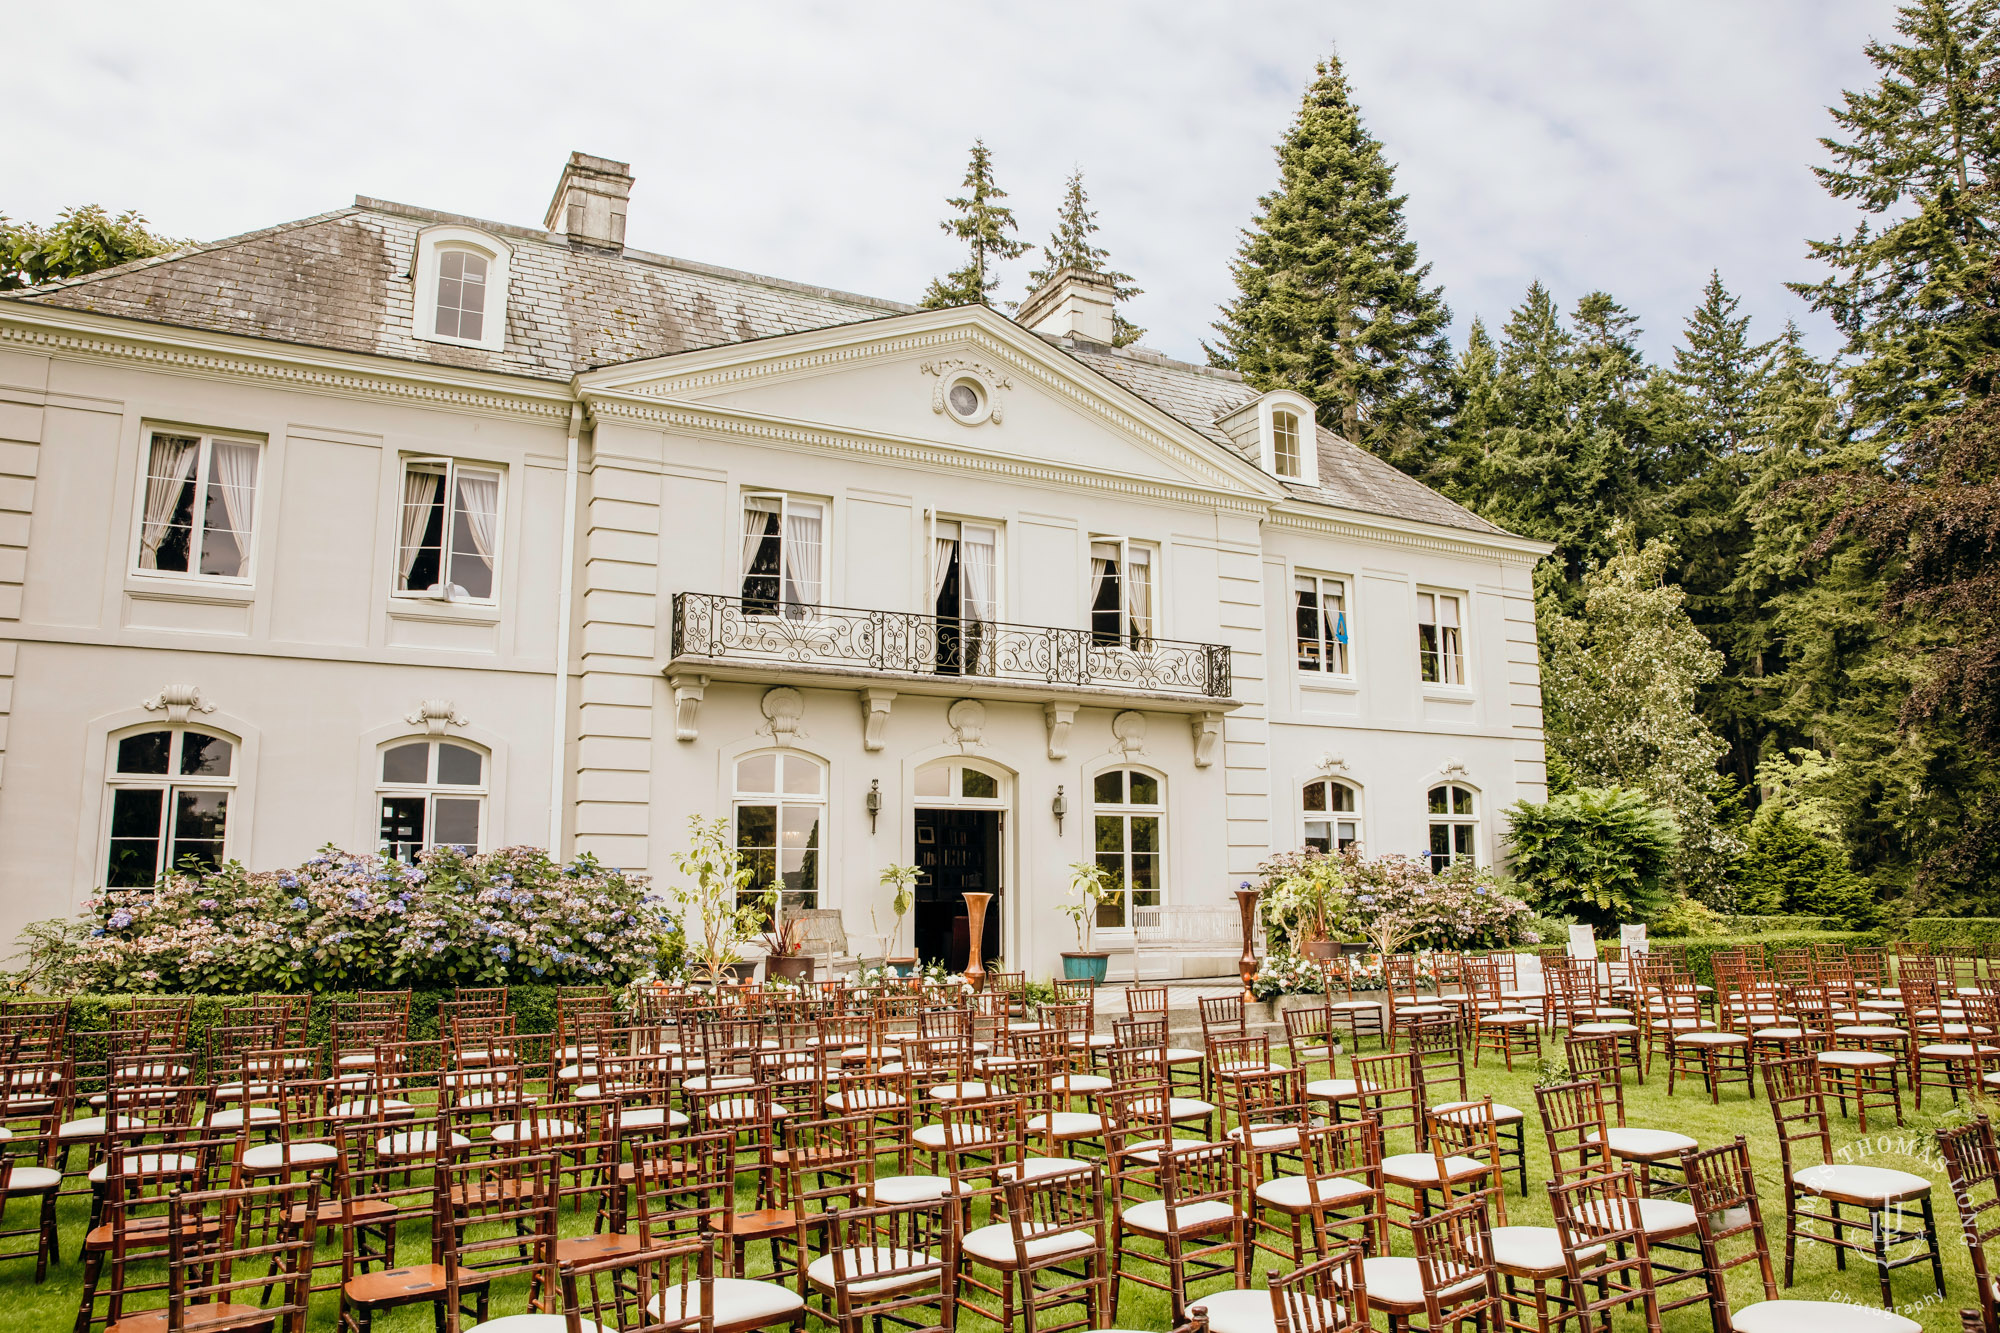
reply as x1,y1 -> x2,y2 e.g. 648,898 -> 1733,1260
1017,267 -> 1118,344
544,152 -> 633,252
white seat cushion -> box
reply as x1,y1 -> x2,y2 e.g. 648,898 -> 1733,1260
1124,1136 -> 1214,1165
488,1119 -> 582,1144
806,1247 -> 940,1297
1050,1074 -> 1114,1094
1227,1124 -> 1301,1151
1817,1051 -> 1896,1068
1163,1047 -> 1204,1062
90,1153 -> 199,1183
206,1106 -> 284,1129
912,1123 -> 993,1150
1383,1152 -> 1487,1184
1357,1255 -> 1485,1308
1434,1100 -> 1525,1126
1590,1127 -> 1697,1159
825,1089 -> 904,1112
329,1099 -> 414,1119
1121,1198 -> 1236,1233
995,1156 -> 1089,1183
1573,1023 -> 1639,1036
1305,1078 -> 1377,1099
927,1081 -> 992,1101
1025,1111 -> 1104,1137
1487,1225 -> 1599,1275
961,1221 -> 1096,1265
1793,1164 -> 1931,1202
3,1166 -> 60,1193
1192,1287 -> 1285,1333
377,1131 -> 470,1157
59,1115 -> 143,1139
467,1316 -> 605,1333
613,1107 -> 688,1130
1254,1174 -> 1373,1210
1480,1013 -> 1539,1026
1573,1196 -> 1698,1236
649,1277 -> 804,1325
1675,1031 -> 1749,1046
681,1074 -> 754,1093
241,1141 -> 341,1170
1731,1301 -> 1920,1333
863,1174 -> 971,1203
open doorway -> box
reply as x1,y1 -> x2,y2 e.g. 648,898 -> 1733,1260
912,807 -> 1002,972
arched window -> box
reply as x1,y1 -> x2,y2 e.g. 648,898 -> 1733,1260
1092,768 -> 1163,928
1427,783 -> 1478,870
413,227 -> 510,352
735,752 -> 824,910
378,739 -> 487,862
105,727 -> 235,886
1271,409 -> 1302,478
1303,779 -> 1361,853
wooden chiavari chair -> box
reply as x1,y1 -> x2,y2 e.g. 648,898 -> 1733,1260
958,1159 -> 1108,1333
1110,1138 -> 1242,1331
807,1196 -> 960,1333
1762,1052 -> 1943,1306
1547,1168 -> 1665,1333
1940,1114 -> 2000,1333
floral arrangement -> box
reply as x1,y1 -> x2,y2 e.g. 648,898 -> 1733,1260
1250,951 -> 1331,1000
1257,848 -> 1533,954
49,845 -> 672,994
853,961 -> 972,996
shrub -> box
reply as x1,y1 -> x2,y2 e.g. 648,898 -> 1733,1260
1903,918 -> 2000,947
1504,786 -> 1679,931
24,846 -> 677,994
1736,809 -> 1875,926
1651,895 -> 1725,937
1340,853 -> 1534,951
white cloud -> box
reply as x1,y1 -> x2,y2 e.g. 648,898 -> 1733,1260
3,0 -> 1887,366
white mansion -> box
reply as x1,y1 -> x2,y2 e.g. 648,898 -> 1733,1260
0,153 -> 1550,977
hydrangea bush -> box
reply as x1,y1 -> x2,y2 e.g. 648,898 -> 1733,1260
51,846 -> 673,993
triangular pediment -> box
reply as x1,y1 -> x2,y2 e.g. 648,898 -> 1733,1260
577,306 -> 1279,501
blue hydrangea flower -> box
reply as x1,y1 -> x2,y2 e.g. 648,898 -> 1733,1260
106,910 -> 133,930
290,898 -> 309,912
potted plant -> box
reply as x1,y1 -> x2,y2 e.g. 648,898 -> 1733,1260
880,862 -> 920,976
757,890 -> 815,983
1059,861 -> 1116,984
669,815 -> 766,989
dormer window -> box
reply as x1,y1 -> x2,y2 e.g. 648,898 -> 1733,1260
1272,409 -> 1303,479
412,226 -> 510,352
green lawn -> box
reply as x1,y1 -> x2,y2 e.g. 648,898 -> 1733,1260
2,1046 -> 1983,1333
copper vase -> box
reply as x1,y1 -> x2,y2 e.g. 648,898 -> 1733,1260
1235,886 -> 1260,1003
963,891 -> 994,988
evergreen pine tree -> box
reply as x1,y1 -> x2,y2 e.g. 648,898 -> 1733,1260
1792,0 -> 2000,440
922,141 -> 1031,309
1024,168 -> 1145,346
1209,50 -> 1452,468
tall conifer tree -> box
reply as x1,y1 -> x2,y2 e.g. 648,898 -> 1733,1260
1209,51 -> 1451,468
922,141 -> 1031,309
1024,168 -> 1144,346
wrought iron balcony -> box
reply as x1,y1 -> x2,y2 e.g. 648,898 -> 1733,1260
670,592 -> 1233,701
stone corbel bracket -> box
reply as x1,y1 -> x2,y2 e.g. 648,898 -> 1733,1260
761,687 -> 806,747
861,689 -> 896,752
1111,710 -> 1147,758
405,698 -> 468,738
1191,712 -> 1222,768
668,673 -> 708,743
1044,703 -> 1077,761
142,684 -> 217,725
946,699 -> 986,752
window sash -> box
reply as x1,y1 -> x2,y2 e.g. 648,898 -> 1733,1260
106,780 -> 229,886
1418,591 -> 1465,685
1295,575 -> 1350,674
397,459 -> 501,602
1272,410 -> 1301,478
136,433 -> 258,581
1090,538 -> 1157,648
741,493 -> 822,619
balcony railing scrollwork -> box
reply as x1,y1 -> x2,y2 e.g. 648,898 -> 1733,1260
671,592 -> 1232,700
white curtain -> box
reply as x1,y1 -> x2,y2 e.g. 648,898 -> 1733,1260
400,470 -> 442,586
455,470 -> 499,568
742,502 -> 774,596
1127,548 -> 1153,644
962,529 -> 996,624
209,443 -> 259,561
783,504 -> 821,614
139,436 -> 197,569
1090,554 -> 1112,615
931,537 -> 955,612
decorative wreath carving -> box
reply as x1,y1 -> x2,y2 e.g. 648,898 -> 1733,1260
920,358 -> 1012,425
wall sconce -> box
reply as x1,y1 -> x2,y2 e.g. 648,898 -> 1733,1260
866,779 -> 882,834
1052,785 -> 1067,835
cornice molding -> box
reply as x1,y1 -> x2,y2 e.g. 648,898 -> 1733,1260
0,304 -> 572,424
1265,506 -> 1552,567
584,389 -> 1272,516
582,315 -> 1276,498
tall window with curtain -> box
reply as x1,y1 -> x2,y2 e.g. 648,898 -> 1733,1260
931,518 -> 999,675
741,493 -> 824,620
135,429 -> 260,579
1417,590 -> 1466,685
1089,538 -> 1155,649
1295,574 -> 1351,674
395,459 -> 502,601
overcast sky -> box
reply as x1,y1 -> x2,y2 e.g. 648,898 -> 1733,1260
5,1 -> 1890,368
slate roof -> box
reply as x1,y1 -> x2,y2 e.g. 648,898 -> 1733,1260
13,199 -> 907,379
8,196 -> 1506,538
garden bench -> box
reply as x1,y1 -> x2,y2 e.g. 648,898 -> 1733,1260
1127,905 -> 1252,981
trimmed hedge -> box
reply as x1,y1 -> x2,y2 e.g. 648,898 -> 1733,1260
1901,918 -> 2000,947
56,987 -> 562,1082
1712,915 -> 1851,934
1649,931 -> 1878,989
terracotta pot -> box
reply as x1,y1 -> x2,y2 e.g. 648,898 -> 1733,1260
1302,940 -> 1339,960
764,954 -> 815,984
